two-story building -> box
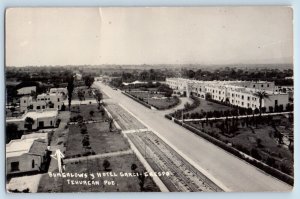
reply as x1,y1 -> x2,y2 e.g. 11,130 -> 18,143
165,78 -> 290,111
20,93 -> 64,112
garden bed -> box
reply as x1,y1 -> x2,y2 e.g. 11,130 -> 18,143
65,122 -> 129,158
124,91 -> 180,110
165,114 -> 294,185
70,104 -> 108,122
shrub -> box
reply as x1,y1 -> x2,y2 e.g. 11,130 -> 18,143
83,151 -> 91,156
165,114 -> 172,120
103,159 -> 111,171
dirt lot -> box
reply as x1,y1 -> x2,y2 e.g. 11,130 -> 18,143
65,122 -> 130,158
127,131 -> 222,192
37,154 -> 160,192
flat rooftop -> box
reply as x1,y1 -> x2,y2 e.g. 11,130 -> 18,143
6,138 -> 36,157
6,133 -> 48,158
6,110 -> 58,122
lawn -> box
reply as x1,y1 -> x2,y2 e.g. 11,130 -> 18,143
148,97 -> 180,110
88,122 -> 130,154
128,91 -> 164,100
187,114 -> 294,175
65,122 -> 130,158
188,98 -> 233,114
70,104 -> 108,122
37,154 -> 160,192
127,91 -> 179,110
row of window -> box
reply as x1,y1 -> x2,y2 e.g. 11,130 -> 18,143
37,98 -> 60,102
253,84 -> 270,88
233,100 -> 257,108
36,105 -> 60,109
230,93 -> 257,101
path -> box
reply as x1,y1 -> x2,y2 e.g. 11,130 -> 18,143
64,149 -> 133,163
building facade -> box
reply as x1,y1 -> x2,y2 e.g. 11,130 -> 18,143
165,78 -> 290,111
49,87 -> 68,95
20,93 -> 64,112
6,109 -> 58,130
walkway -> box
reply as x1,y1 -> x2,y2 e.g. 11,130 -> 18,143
64,149 -> 133,163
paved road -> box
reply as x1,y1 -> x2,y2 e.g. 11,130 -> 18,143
94,82 -> 293,192
160,97 -> 193,115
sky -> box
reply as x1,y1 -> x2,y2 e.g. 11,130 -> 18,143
5,7 -> 293,66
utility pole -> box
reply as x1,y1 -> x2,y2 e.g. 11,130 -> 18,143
181,109 -> 184,125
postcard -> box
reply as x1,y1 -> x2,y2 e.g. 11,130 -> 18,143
5,7 -> 293,192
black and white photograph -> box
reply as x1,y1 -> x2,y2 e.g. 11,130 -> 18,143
5,7 -> 293,192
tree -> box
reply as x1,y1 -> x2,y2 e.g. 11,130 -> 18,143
256,138 -> 263,148
6,123 -> 21,143
103,159 -> 110,171
108,118 -> 113,132
77,89 -> 85,102
89,110 -> 94,117
131,163 -> 138,171
84,75 -> 95,88
269,106 -> 274,113
25,117 -> 35,130
67,75 -> 75,110
139,70 -> 149,81
205,93 -> 212,100
251,148 -> 262,160
157,84 -> 173,98
31,90 -> 37,99
253,91 -> 270,116
82,136 -> 90,147
9,106 -> 16,114
95,90 -> 103,106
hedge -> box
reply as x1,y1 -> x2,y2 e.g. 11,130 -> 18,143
165,114 -> 172,120
170,117 -> 294,186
